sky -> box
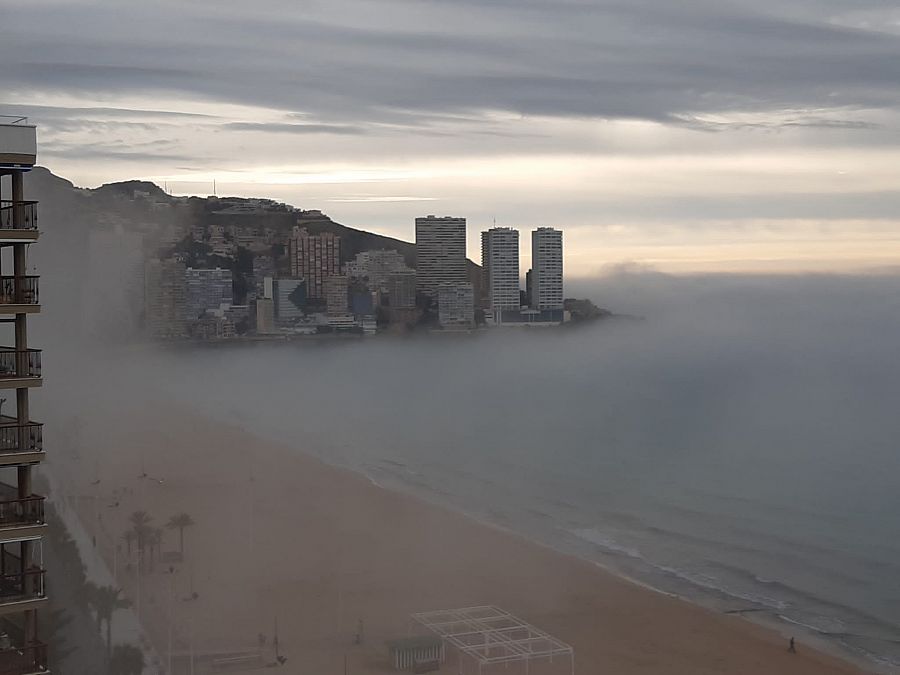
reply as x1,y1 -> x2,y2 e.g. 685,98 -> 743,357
2,0 -> 900,273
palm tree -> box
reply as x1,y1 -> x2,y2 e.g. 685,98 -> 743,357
166,512 -> 195,557
121,529 -> 135,558
84,583 -> 131,660
129,511 -> 152,573
147,527 -> 163,571
109,644 -> 144,675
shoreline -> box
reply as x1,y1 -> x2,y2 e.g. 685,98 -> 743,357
352,463 -> 889,675
55,396 -> 874,675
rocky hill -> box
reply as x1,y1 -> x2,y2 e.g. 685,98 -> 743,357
27,167 -> 480,276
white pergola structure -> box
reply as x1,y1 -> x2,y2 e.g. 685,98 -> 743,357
411,606 -> 575,675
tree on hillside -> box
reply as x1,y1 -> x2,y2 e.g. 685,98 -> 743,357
166,512 -> 195,556
109,644 -> 144,675
84,583 -> 131,660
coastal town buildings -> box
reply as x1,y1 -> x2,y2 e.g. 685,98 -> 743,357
345,249 -> 412,293
437,283 -> 475,329
185,267 -> 233,321
0,117 -> 49,673
529,227 -> 564,311
190,310 -> 235,339
481,227 -> 520,322
136,198 -> 569,337
415,216 -> 467,298
289,227 -> 341,301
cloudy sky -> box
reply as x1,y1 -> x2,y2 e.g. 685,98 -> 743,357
2,0 -> 900,273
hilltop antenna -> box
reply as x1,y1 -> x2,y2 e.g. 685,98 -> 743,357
213,179 -> 217,197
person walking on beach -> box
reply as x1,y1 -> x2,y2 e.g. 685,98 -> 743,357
788,637 -> 796,653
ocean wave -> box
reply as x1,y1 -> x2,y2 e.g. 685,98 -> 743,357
569,528 -> 643,559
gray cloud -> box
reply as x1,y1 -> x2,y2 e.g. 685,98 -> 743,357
2,0 -> 900,125
222,122 -> 366,135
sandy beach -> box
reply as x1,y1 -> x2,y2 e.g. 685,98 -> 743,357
57,397 -> 870,675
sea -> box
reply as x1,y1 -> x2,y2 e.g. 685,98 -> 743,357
83,273 -> 900,670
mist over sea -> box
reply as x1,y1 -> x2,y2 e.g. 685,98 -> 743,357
58,271 -> 900,668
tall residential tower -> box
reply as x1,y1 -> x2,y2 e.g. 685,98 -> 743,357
289,227 -> 341,302
481,227 -> 520,321
529,227 -> 563,311
415,216 -> 467,298
0,117 -> 49,674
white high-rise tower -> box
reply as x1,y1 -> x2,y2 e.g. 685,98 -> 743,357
530,227 -> 563,310
481,227 -> 520,321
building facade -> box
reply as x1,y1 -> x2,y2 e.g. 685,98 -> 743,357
481,227 -> 520,320
415,216 -> 467,298
255,298 -> 275,334
0,117 -> 50,673
185,268 -> 233,320
387,270 -> 417,309
273,278 -> 306,324
437,283 -> 475,329
145,258 -> 187,338
345,249 -> 412,292
251,255 -> 275,300
530,227 -> 563,310
288,227 -> 341,301
324,275 -> 349,316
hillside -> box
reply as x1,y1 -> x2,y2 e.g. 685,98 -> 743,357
27,167 -> 481,279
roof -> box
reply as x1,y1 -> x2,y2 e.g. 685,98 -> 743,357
411,605 -> 573,666
387,635 -> 444,651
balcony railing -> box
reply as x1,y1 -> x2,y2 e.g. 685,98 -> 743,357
0,351 -> 40,380
0,203 -> 37,231
0,490 -> 44,529
0,550 -> 45,603
0,419 -> 41,457
0,642 -> 48,675
0,278 -> 38,307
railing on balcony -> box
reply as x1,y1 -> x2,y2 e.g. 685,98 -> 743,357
0,278 -> 38,307
0,420 -> 41,457
0,641 -> 48,674
0,550 -> 45,604
0,491 -> 44,529
0,351 -> 40,380
0,203 -> 37,231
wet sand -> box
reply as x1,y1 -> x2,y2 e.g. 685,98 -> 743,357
61,399 -> 870,675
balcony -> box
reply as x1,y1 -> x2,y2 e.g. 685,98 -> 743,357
0,487 -> 45,544
0,419 -> 42,468
0,552 -> 46,616
0,204 -> 38,245
0,642 -> 48,675
0,279 -> 38,315
0,120 -> 36,171
0,352 -> 40,390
